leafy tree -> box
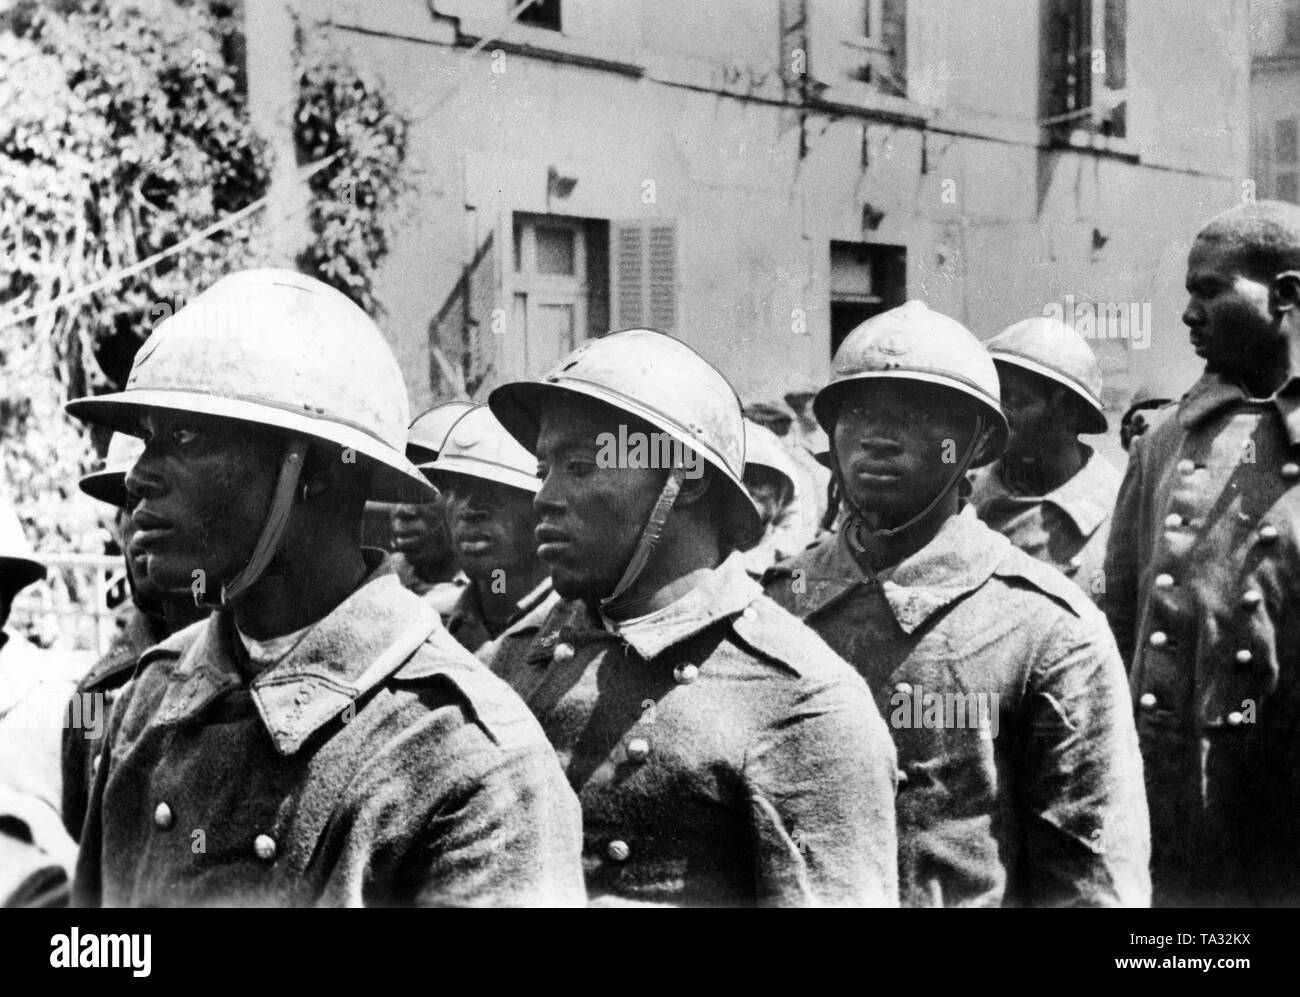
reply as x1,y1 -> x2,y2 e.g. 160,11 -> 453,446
295,43 -> 408,317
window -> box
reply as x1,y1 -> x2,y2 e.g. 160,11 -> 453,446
804,0 -> 907,97
516,0 -> 561,32
829,242 -> 906,356
611,220 -> 677,333
1287,4 -> 1300,50
1041,0 -> 1127,141
511,213 -> 608,374
1276,117 -> 1299,203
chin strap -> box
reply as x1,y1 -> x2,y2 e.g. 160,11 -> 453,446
836,415 -> 986,568
599,465 -> 685,617
201,435 -> 310,608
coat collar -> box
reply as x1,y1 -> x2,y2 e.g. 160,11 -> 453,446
154,552 -> 441,756
448,576 -> 555,634
1179,370 -> 1300,446
791,505 -> 1010,635
603,551 -> 761,660
978,447 -> 1121,538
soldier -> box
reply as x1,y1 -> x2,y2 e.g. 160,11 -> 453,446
967,317 -> 1121,600
62,432 -> 208,843
0,505 -> 81,905
765,300 -> 1149,907
0,505 -> 58,720
391,400 -> 474,612
486,328 -> 899,907
738,419 -> 805,577
65,268 -> 584,907
1119,386 -> 1174,453
417,405 -> 558,657
1104,200 -> 1300,905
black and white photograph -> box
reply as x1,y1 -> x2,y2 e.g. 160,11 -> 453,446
0,0 -> 1294,948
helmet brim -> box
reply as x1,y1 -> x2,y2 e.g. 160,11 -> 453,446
78,469 -> 130,509
490,379 -> 763,546
66,390 -> 434,504
813,371 -> 1010,468
420,455 -> 540,496
990,353 -> 1109,434
0,556 -> 46,591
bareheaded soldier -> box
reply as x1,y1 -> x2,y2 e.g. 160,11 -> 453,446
66,269 -> 583,907
418,405 -> 558,658
487,328 -> 899,907
967,317 -> 1121,601
764,301 -> 1149,907
1105,200 -> 1300,905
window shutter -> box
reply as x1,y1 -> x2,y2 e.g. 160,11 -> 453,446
611,220 -> 677,332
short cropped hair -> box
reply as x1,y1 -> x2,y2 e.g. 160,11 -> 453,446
1196,200 -> 1300,283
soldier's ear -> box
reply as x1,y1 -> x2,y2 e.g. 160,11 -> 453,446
1271,271 -> 1300,314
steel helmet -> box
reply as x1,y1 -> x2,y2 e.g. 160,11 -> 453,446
0,505 -> 45,593
743,420 -> 796,502
489,328 -> 761,544
79,433 -> 145,509
984,316 -> 1108,434
408,400 -> 477,466
422,405 -> 540,495
65,268 -> 430,503
813,300 -> 1008,467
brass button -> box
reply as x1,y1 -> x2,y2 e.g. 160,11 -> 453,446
606,839 -> 630,862
1226,711 -> 1244,727
153,802 -> 174,831
1283,462 -> 1300,482
894,681 -> 912,695
673,663 -> 699,685
1149,631 -> 1168,649
1164,513 -> 1183,529
1066,556 -> 1082,574
1139,692 -> 1157,709
1177,458 -> 1195,475
741,606 -> 757,621
91,755 -> 101,777
626,737 -> 650,763
1259,524 -> 1279,542
1241,590 -> 1263,609
253,834 -> 277,862
1154,573 -> 1175,589
1235,649 -> 1253,666
552,642 -> 575,663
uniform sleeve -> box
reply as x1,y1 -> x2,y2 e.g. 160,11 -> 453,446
744,674 -> 899,907
1018,612 -> 1151,907
1102,437 -> 1146,671
406,718 -> 586,908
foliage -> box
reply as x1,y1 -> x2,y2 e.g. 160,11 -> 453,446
294,43 -> 408,316
0,0 -> 270,560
